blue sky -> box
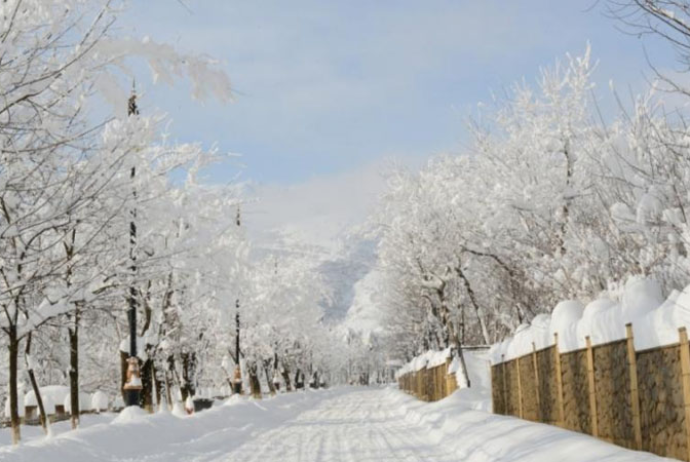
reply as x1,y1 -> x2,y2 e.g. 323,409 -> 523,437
120,1 -> 677,187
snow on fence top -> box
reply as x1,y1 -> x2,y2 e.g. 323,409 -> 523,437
395,347 -> 452,379
24,385 -> 69,413
490,276 -> 690,364
17,386 -> 109,415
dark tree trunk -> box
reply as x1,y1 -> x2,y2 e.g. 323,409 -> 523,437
281,365 -> 293,392
141,358 -> 154,412
294,369 -> 305,390
248,364 -> 262,399
180,352 -> 196,401
25,333 -> 48,434
263,361 -> 276,396
68,314 -> 80,428
8,325 -> 20,444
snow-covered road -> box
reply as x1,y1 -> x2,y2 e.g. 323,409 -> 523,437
223,388 -> 457,462
0,387 -> 678,462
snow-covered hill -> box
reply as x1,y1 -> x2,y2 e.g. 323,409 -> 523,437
243,162 -> 390,336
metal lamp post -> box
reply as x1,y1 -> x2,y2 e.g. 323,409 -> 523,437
232,206 -> 243,395
123,86 -> 142,407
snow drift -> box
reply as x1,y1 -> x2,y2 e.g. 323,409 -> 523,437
490,276 -> 690,363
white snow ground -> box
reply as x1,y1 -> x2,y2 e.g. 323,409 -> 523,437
0,387 -> 677,462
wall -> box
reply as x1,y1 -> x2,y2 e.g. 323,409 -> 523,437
492,324 -> 690,461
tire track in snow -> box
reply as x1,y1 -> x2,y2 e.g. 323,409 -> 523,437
216,388 -> 455,462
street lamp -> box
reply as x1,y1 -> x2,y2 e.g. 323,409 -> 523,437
123,85 -> 142,407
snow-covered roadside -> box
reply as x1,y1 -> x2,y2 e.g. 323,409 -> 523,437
0,385 -> 677,461
0,389 -> 341,462
384,387 -> 675,462
0,413 -> 118,447
392,347 -> 673,461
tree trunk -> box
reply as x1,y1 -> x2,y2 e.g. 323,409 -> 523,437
448,320 -> 471,388
294,369 -> 304,390
25,333 -> 48,434
164,369 -> 173,408
141,357 -> 154,412
248,365 -> 262,399
68,315 -> 80,429
281,366 -> 293,392
180,352 -> 196,401
8,325 -> 20,445
455,266 -> 491,345
263,361 -> 276,396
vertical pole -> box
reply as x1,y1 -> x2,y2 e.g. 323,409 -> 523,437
626,324 -> 642,450
235,299 -> 241,365
554,333 -> 565,427
532,342 -> 541,422
232,206 -> 243,395
678,327 -> 690,462
586,336 -> 598,437
123,87 -> 142,408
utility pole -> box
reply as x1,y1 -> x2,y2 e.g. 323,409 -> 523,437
123,83 -> 143,407
232,205 -> 243,394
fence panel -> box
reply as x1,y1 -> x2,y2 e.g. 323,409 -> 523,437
536,346 -> 559,424
504,359 -> 520,416
491,327 -> 690,461
637,344 -> 686,460
518,355 -> 538,421
561,349 -> 591,434
593,340 -> 635,448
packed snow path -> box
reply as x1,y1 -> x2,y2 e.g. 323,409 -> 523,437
0,387 -> 677,461
225,389 -> 459,461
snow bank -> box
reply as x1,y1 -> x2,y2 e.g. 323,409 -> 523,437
0,388 -> 339,461
24,386 -> 69,414
112,396 -> 124,410
491,276 -> 690,363
63,393 -> 93,413
395,348 -> 452,379
112,406 -> 148,424
91,391 -> 109,412
384,387 -> 671,462
396,348 -> 491,399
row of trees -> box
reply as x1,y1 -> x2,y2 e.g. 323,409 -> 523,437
375,1 -> 690,366
0,0 -> 343,445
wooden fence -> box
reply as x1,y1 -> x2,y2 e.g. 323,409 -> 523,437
398,358 -> 458,402
492,324 -> 690,461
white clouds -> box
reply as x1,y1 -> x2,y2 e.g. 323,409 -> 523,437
244,158 -> 406,257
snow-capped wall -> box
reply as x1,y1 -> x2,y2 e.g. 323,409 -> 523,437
396,348 -> 452,379
490,276 -> 690,364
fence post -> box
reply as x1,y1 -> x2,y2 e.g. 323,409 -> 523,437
625,323 -> 642,450
516,355 -> 524,419
678,327 -> 690,462
501,354 -> 509,416
554,333 -> 565,427
490,362 -> 496,413
586,336 -> 598,437
532,342 -> 541,422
